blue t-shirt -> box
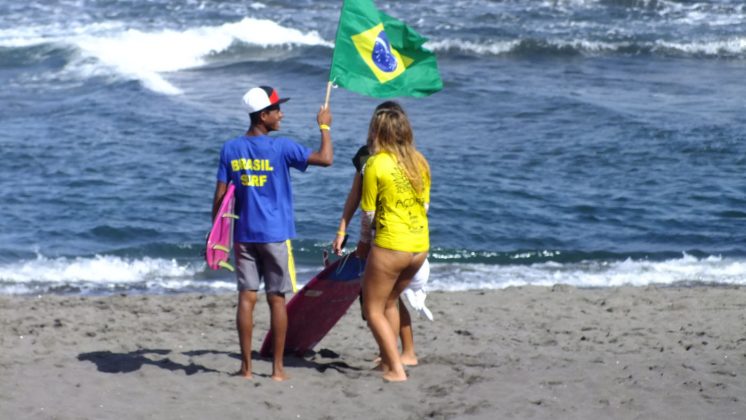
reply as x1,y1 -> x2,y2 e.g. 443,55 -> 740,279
216,135 -> 311,243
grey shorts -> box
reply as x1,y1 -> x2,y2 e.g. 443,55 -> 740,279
234,241 -> 296,294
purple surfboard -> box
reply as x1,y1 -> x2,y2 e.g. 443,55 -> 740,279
260,254 -> 365,357
205,183 -> 237,271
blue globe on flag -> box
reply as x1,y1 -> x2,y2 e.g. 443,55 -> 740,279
372,31 -> 398,73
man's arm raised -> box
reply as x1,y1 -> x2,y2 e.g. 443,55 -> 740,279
307,106 -> 333,167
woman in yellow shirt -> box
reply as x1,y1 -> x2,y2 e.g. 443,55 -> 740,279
356,106 -> 430,382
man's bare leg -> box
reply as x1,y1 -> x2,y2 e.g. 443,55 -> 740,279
237,290 -> 257,378
267,292 -> 289,381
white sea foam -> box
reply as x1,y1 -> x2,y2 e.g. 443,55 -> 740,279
0,18 -> 330,95
0,254 -> 196,284
0,253 -> 324,294
425,39 -> 520,56
0,21 -> 127,48
426,36 -> 746,57
427,254 -> 746,291
1,253 -> 744,295
654,37 -> 746,56
426,37 -> 624,56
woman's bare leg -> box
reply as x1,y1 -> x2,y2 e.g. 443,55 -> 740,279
396,252 -> 425,366
362,246 -> 409,381
383,294 -> 401,361
362,247 -> 426,381
398,300 -> 418,365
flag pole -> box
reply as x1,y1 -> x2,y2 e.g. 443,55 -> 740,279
323,81 -> 332,109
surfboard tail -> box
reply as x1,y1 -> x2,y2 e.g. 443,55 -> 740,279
218,260 -> 235,272
260,254 -> 365,357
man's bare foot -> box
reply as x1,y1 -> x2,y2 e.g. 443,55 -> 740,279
271,370 -> 289,382
236,369 -> 253,379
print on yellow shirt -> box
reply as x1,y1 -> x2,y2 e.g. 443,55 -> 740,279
361,153 -> 430,253
391,167 -> 427,234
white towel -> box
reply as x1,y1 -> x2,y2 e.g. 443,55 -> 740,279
403,259 -> 433,321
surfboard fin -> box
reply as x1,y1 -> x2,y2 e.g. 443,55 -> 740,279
218,260 -> 235,272
212,244 -> 230,253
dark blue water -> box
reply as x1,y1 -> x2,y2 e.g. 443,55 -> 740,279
1,0 -> 745,294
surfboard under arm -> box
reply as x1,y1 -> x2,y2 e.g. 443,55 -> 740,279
205,183 -> 237,271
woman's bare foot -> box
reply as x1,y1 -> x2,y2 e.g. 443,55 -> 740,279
379,353 -> 418,366
400,354 -> 418,366
372,361 -> 390,373
382,369 -> 407,382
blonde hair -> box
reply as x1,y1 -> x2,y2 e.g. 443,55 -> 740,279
367,105 -> 430,195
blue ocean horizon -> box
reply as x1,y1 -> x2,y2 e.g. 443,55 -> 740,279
1,0 -> 745,295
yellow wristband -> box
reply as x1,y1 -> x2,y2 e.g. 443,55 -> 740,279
336,230 -> 346,236
319,124 -> 331,131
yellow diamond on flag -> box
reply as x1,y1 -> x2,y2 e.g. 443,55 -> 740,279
351,23 -> 413,84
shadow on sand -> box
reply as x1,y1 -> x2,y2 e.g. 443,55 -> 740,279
77,347 -> 363,376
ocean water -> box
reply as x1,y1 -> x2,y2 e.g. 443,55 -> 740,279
1,0 -> 745,295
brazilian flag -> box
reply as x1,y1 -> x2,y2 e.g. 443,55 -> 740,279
329,0 -> 443,98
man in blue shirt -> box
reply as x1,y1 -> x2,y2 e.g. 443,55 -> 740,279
212,86 -> 333,381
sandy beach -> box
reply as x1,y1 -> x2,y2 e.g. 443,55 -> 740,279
1,286 -> 744,419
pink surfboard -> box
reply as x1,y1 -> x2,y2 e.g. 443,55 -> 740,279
205,183 -> 237,271
260,254 -> 365,357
